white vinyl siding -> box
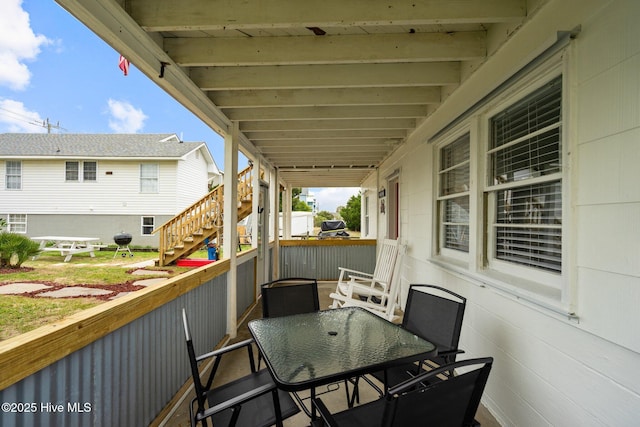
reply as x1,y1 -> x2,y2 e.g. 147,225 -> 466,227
5,160 -> 178,215
6,161 -> 21,190
175,148 -> 211,208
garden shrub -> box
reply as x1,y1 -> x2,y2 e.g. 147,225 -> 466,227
0,233 -> 41,268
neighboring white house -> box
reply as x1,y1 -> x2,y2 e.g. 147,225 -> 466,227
0,133 -> 221,247
298,188 -> 318,214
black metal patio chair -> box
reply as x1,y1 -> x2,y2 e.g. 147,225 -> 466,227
371,284 -> 467,389
182,308 -> 300,427
261,277 -> 320,318
259,278 -> 358,416
313,357 -> 493,427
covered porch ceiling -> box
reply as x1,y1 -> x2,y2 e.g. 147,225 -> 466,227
55,0 -> 532,187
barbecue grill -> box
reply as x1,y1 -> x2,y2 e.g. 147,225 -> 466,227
318,220 -> 350,239
113,232 -> 134,258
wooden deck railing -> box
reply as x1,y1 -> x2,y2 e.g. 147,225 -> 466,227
155,165 -> 254,265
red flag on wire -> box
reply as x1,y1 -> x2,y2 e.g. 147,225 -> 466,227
118,55 -> 130,76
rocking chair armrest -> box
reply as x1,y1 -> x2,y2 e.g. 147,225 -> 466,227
312,398 -> 340,427
329,292 -> 391,313
346,281 -> 390,297
338,267 -> 374,280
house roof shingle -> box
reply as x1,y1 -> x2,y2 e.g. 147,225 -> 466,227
0,133 -> 206,159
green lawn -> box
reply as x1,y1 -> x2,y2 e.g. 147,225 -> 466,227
0,249 -> 194,341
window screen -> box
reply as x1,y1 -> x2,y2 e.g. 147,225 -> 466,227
488,76 -> 562,272
140,163 -> 158,193
142,216 -> 155,235
83,162 -> 97,181
6,161 -> 22,190
8,214 -> 27,233
439,133 -> 470,252
66,161 -> 79,181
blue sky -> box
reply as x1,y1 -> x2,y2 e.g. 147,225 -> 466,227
0,0 -> 358,212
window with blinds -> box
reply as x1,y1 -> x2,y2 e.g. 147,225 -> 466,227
439,133 -> 470,252
488,76 -> 562,273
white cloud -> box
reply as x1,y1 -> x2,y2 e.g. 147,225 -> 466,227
0,98 -> 46,132
312,187 -> 360,213
0,0 -> 51,90
107,99 -> 147,133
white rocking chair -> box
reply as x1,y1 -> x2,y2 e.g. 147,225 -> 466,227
330,240 -> 404,321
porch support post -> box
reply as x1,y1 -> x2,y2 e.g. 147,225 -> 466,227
284,184 -> 292,239
250,157 -> 260,250
223,122 -> 239,338
273,168 -> 280,279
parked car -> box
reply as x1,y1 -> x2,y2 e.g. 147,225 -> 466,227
318,220 -> 350,239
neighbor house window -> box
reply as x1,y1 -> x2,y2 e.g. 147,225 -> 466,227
438,133 -> 470,253
486,76 -> 563,273
8,214 -> 27,233
140,163 -> 158,193
142,216 -> 155,235
67,161 -> 97,182
66,161 -> 79,181
83,161 -> 97,181
6,161 -> 21,190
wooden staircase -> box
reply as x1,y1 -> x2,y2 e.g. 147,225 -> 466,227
155,165 -> 254,266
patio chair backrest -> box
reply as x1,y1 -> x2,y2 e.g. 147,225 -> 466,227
371,239 -> 400,284
261,278 -> 319,318
182,309 -> 208,412
384,357 -> 493,427
402,284 -> 466,358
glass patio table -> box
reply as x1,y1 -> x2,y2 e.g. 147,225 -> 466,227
248,306 -> 437,417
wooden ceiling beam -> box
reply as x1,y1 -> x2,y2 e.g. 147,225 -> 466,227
131,0 -> 525,31
239,118 -> 416,132
191,62 -> 460,90
208,87 -> 440,108
166,32 -> 486,66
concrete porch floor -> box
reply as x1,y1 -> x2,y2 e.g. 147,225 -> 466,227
162,282 -> 500,426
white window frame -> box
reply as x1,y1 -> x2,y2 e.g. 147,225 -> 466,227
430,51 -> 572,312
66,161 -> 97,182
83,161 -> 97,182
5,161 -> 22,190
66,161 -> 80,181
8,214 -> 27,233
483,71 -> 565,291
436,130 -> 471,261
141,216 -> 155,235
140,163 -> 159,193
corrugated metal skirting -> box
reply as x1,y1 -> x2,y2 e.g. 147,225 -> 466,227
280,243 -> 376,280
0,275 -> 228,427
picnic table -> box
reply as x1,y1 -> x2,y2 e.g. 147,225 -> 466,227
31,236 -> 101,262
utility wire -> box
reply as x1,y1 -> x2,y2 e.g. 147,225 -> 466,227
0,107 -> 66,133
